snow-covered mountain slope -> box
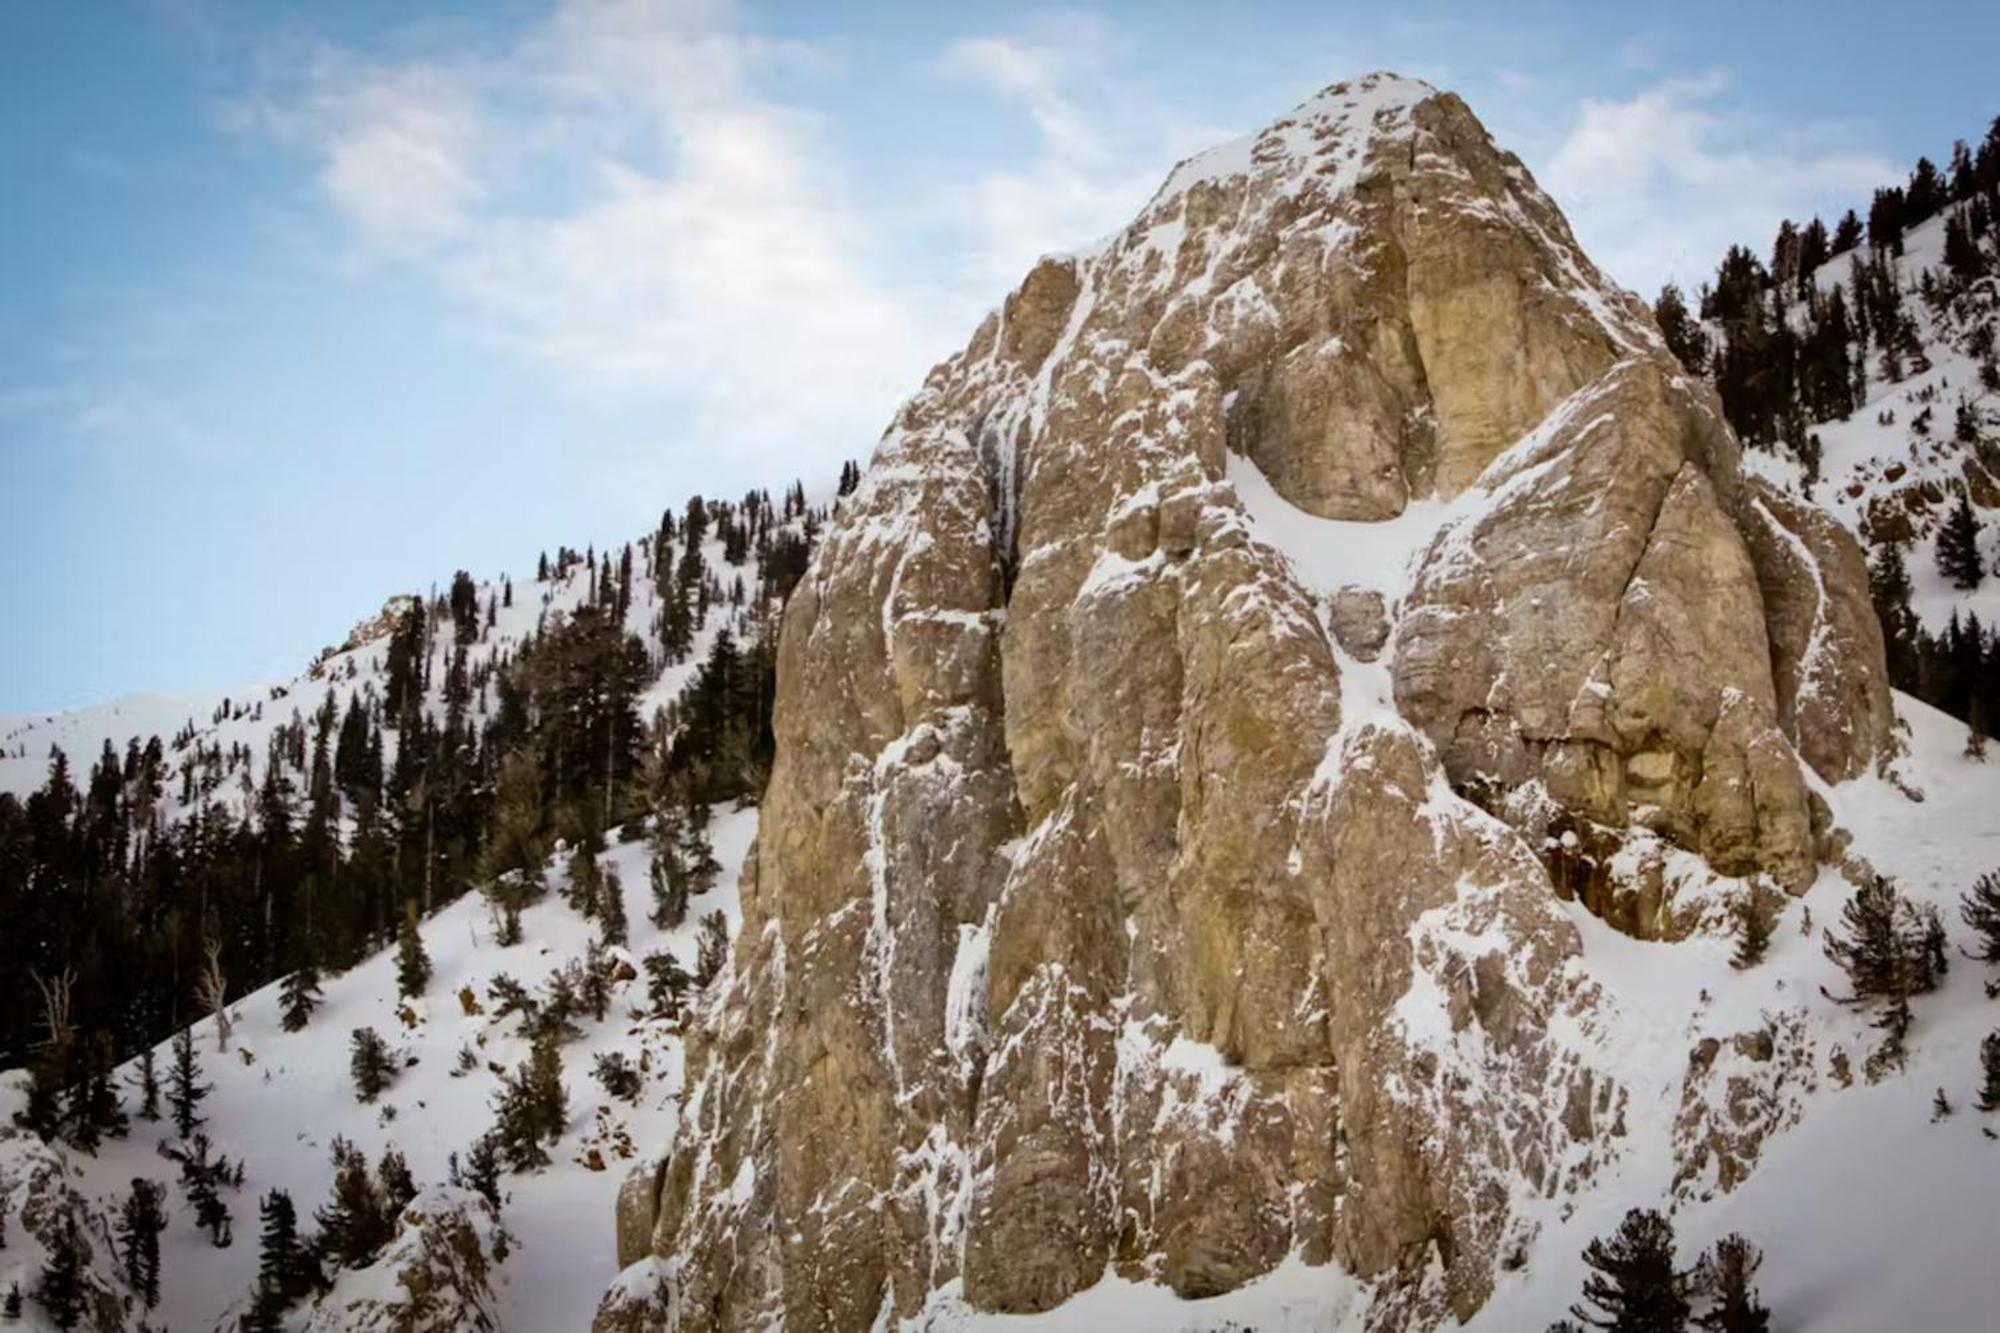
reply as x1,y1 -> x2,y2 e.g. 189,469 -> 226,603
1744,209 -> 1999,633
0,804 -> 757,1332
6,70 -> 1999,1333
0,488 -> 816,1329
1,523 -> 747,815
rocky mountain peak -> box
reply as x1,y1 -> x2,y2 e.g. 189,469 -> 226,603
1147,70 -> 1438,208
599,72 -> 1897,1332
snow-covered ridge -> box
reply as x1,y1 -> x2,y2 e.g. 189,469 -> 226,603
1150,70 -> 1435,207
0,516 -> 772,818
1744,208 -> 2000,634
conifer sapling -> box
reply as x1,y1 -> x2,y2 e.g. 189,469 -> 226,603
1961,870 -> 2000,963
1730,892 -> 1773,970
1978,1031 -> 2000,1112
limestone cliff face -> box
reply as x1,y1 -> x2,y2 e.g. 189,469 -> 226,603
598,73 -> 1894,1330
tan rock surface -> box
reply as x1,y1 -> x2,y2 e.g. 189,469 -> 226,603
601,71 -> 1894,1332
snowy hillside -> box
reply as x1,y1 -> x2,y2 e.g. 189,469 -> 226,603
6,67 -> 2000,1333
0,803 -> 757,1332
1,520 -> 760,816
0,485 -> 823,1329
1743,208 -> 2000,634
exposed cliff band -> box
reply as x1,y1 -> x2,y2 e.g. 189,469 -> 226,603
599,72 -> 1894,1332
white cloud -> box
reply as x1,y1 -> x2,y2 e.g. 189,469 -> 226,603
317,67 -> 485,250
240,0 -> 942,464
1544,74 -> 1896,295
935,15 -> 1213,292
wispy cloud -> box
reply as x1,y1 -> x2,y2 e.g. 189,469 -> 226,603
232,0 -> 944,463
935,12 -> 1214,290
1544,73 -> 1897,294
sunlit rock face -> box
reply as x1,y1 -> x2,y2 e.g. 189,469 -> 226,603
597,72 -> 1893,1332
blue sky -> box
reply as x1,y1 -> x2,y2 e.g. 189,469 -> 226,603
4,0 -> 1996,711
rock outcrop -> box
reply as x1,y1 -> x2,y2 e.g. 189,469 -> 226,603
303,1187 -> 506,1333
0,1130 -> 134,1333
599,72 -> 1894,1331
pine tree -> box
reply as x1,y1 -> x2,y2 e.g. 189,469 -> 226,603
491,1035 -> 567,1173
1569,1208 -> 1690,1331
1824,876 -> 1934,1001
648,806 -> 689,930
280,964 -> 323,1032
643,950 -> 691,1020
1693,1234 -> 1769,1332
1868,540 -> 1922,688
481,749 -> 545,895
35,1212 -> 86,1331
1979,1031 -> 2000,1112
1831,208 -> 1863,254
169,1133 -> 236,1247
1937,492 -> 1985,591
598,863 -> 629,947
129,1046 -> 161,1122
1962,870 -> 2000,962
350,1027 -> 397,1103
1730,893 -> 1773,970
378,1147 -> 417,1218
594,1051 -> 642,1102
529,969 -> 583,1045
249,1189 -> 308,1332
69,1030 -> 127,1150
1653,284 -> 1709,374
2,1284 -> 19,1319
681,803 -> 720,897
581,940 -> 612,1022
15,1035 -> 67,1140
464,1133 -> 503,1209
566,837 -> 603,919
168,1025 -> 209,1139
694,911 -> 729,989
1824,876 -> 1940,1073
316,1137 -> 392,1269
117,1178 -> 166,1310
395,901 -> 431,999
